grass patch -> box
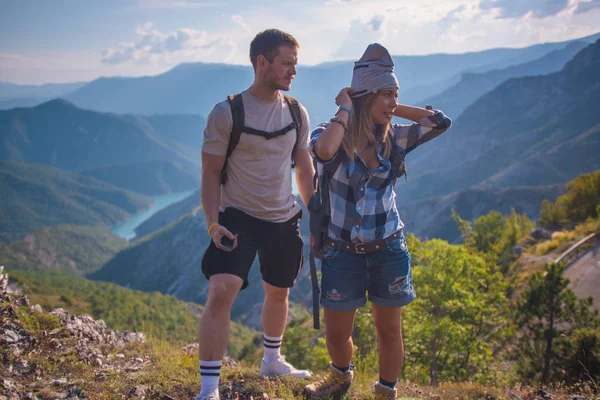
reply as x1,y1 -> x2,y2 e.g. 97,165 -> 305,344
16,305 -> 64,336
535,239 -> 561,255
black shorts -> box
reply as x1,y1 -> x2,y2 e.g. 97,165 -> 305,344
201,207 -> 304,290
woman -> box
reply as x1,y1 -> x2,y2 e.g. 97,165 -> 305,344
304,43 -> 452,399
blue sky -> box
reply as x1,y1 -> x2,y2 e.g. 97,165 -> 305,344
1,0 -> 599,84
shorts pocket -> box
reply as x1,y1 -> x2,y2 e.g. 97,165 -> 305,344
322,244 -> 340,260
385,235 -> 408,253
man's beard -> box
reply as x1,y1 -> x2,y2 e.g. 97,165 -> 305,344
267,79 -> 290,91
266,70 -> 291,91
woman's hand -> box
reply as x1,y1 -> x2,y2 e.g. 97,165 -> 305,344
335,87 -> 354,110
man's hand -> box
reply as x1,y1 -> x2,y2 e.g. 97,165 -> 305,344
209,224 -> 238,252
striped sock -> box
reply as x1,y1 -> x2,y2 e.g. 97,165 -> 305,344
198,360 -> 221,396
262,334 -> 282,363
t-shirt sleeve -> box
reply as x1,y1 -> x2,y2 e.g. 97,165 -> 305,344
202,102 -> 232,156
296,103 -> 311,151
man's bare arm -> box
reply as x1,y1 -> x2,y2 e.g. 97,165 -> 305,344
201,152 -> 237,251
294,149 -> 315,208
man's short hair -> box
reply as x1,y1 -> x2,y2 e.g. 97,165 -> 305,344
249,29 -> 299,70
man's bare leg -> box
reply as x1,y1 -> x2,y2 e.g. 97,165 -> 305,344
259,281 -> 311,378
196,274 -> 243,398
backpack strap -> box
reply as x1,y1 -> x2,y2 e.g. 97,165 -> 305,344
320,151 -> 346,217
307,149 -> 346,330
221,93 -> 244,185
283,94 -> 302,168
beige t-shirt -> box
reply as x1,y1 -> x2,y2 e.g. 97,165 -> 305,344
202,90 -> 310,223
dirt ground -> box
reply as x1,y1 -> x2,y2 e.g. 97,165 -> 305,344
563,243 -> 600,310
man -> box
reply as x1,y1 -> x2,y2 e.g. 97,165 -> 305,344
195,29 -> 315,400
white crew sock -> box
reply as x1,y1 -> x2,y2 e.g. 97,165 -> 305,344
197,360 -> 222,397
263,334 -> 283,363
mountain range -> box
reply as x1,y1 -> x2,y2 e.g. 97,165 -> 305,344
0,32 -> 587,128
2,33 -> 600,332
397,38 -> 600,204
0,99 -> 203,195
0,160 -> 152,242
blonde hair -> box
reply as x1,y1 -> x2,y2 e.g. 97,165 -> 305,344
341,92 -> 393,160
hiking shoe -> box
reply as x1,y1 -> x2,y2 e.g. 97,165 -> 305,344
374,382 -> 397,399
304,363 -> 353,399
194,392 -> 219,400
260,355 -> 312,379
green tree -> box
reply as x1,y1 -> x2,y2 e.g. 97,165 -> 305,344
538,171 -> 600,228
403,239 -> 512,386
556,327 -> 600,385
562,171 -> 600,223
517,263 -> 600,384
453,209 -> 534,273
538,199 -> 568,229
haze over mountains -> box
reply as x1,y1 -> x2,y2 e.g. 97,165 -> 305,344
397,38 -> 600,205
1,33 -> 599,328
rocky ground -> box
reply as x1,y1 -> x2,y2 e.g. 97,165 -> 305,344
2,265 -> 598,400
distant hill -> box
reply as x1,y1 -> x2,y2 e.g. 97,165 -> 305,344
0,100 -> 203,194
145,114 -> 206,150
62,34 -> 600,126
0,161 -> 152,242
423,41 -> 589,119
82,160 -> 199,196
398,185 -> 565,243
0,97 -> 44,110
0,225 -> 128,274
0,81 -> 85,101
397,39 -> 600,203
0,99 -> 199,171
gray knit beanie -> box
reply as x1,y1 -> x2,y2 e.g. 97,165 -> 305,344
350,43 -> 399,97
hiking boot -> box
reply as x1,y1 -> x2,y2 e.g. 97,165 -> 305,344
260,355 -> 312,379
374,382 -> 397,399
194,391 -> 219,400
304,363 -> 353,399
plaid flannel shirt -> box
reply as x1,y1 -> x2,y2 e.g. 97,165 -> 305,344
310,110 -> 452,243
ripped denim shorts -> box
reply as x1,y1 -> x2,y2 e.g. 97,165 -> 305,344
320,233 -> 416,311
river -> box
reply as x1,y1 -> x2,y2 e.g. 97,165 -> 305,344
111,190 -> 196,241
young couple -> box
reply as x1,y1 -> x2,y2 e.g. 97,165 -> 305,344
196,29 -> 452,400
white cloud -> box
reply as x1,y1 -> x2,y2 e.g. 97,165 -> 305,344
368,15 -> 385,31
231,15 -> 250,32
332,17 -> 387,59
136,0 -> 223,9
478,0 -> 571,18
101,22 -> 236,65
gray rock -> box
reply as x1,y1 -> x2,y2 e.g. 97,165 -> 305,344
128,385 -> 149,398
531,228 -> 553,240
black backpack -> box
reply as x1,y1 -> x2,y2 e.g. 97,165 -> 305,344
220,93 -> 303,185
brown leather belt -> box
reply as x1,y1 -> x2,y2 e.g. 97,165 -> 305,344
323,230 -> 403,255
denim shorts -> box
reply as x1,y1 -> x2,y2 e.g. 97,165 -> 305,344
320,233 -> 416,311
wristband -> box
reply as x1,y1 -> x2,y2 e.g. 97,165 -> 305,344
336,104 -> 352,117
329,117 -> 347,132
207,222 -> 219,236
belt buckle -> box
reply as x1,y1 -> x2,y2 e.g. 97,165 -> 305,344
355,243 -> 366,255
